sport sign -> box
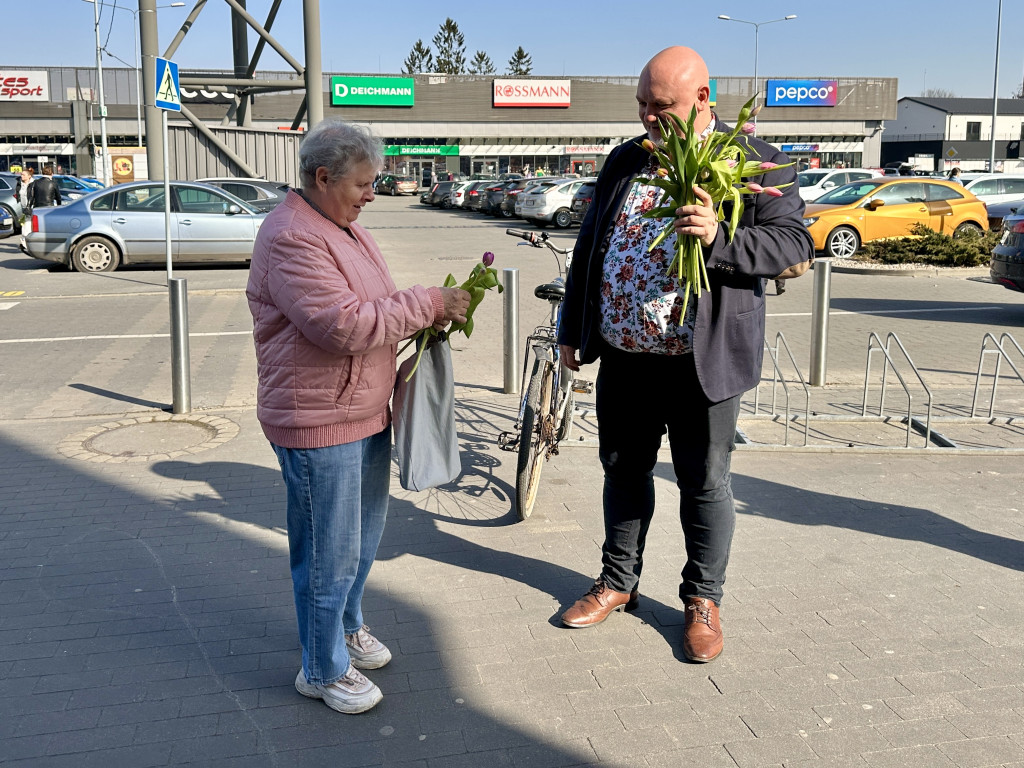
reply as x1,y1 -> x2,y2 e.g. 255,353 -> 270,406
493,79 -> 571,108
331,77 -> 414,107
1,71 -> 48,101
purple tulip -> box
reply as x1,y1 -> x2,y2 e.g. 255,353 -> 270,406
745,182 -> 764,194
740,123 -> 756,135
482,251 -> 495,267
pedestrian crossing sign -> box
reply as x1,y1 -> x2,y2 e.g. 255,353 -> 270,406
155,58 -> 181,112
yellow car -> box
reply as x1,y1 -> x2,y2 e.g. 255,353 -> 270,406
802,178 -> 988,258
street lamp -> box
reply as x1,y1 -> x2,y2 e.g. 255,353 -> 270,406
717,13 -> 797,132
82,0 -> 185,158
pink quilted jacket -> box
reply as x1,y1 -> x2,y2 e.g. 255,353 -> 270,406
247,190 -> 444,448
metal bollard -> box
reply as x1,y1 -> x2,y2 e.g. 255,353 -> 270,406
502,267 -> 519,395
809,258 -> 833,386
168,277 -> 192,413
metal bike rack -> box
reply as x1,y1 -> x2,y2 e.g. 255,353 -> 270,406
746,332 -> 811,446
862,332 -> 935,448
971,332 -> 1024,419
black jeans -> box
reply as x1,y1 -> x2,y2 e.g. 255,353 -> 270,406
596,349 -> 741,605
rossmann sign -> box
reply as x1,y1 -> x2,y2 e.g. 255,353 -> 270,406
493,79 -> 571,108
766,79 -> 837,107
1,71 -> 48,101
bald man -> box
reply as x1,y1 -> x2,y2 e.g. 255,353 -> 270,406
557,47 -> 813,662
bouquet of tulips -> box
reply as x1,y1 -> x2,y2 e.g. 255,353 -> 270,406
637,95 -> 793,318
402,251 -> 503,381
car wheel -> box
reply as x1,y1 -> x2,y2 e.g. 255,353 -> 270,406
954,221 -> 983,237
1,204 -> 19,235
554,208 -> 572,229
824,226 -> 860,259
501,207 -> 514,218
441,199 -> 452,209
71,235 -> 121,273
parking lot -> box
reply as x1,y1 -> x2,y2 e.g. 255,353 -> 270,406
1,194 -> 1024,767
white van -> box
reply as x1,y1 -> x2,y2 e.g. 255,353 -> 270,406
797,168 -> 882,201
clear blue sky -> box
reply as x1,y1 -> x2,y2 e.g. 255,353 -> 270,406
11,0 -> 1024,100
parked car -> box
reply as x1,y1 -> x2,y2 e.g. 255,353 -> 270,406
480,181 -> 512,215
53,175 -> 105,201
498,179 -> 533,217
519,178 -> 588,228
448,181 -> 473,209
20,180 -> 267,272
798,168 -> 882,201
962,174 -> 1024,205
570,179 -> 597,225
197,177 -> 290,212
0,203 -> 13,238
426,180 -> 457,207
986,198 -> 1024,232
461,180 -> 494,210
377,174 -> 418,195
802,178 -> 988,258
0,172 -> 25,235
991,209 -> 1024,292
511,179 -> 552,218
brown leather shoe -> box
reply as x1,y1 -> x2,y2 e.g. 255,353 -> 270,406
682,597 -> 723,662
561,578 -> 639,628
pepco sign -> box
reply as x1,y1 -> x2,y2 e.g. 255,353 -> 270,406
1,71 -> 48,101
766,79 -> 837,107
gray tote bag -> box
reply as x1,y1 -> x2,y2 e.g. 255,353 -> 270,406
393,338 -> 462,491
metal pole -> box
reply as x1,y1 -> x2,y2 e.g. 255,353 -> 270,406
140,0 -> 163,180
134,10 -> 142,148
753,24 -> 759,130
502,267 -> 519,395
303,0 -> 323,128
809,258 -> 833,386
231,0 -> 250,127
93,0 -> 111,185
168,277 -> 192,414
989,0 -> 1003,172
163,109 -> 172,280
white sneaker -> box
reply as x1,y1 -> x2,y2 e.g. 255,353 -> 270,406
345,625 -> 392,670
294,667 -> 382,714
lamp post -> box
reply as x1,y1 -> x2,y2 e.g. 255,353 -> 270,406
83,0 -> 185,153
990,0 -> 1003,172
717,13 -> 797,132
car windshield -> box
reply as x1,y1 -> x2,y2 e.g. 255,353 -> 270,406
798,171 -> 829,187
814,180 -> 884,205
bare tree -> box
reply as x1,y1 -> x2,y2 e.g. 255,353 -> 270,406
922,88 -> 956,98
432,18 -> 467,75
468,51 -> 495,76
402,40 -> 434,74
506,46 -> 533,76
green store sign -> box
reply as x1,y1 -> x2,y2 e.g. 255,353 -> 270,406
331,76 -> 414,106
384,145 -> 460,156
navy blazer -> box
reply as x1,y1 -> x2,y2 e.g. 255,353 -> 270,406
557,125 -> 815,403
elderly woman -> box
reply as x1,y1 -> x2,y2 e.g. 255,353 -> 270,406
247,120 -> 469,715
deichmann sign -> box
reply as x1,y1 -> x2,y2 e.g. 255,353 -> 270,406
766,79 -> 838,107
331,77 -> 414,106
384,145 -> 459,156
493,79 -> 571,108
1,71 -> 48,101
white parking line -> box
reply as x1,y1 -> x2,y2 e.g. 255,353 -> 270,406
0,303 -> 19,310
0,331 -> 251,344
766,306 -> 1004,318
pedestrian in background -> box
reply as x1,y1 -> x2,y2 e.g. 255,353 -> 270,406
557,46 -> 813,663
17,168 -> 34,217
246,120 -> 469,714
30,165 -> 60,208
947,167 -> 963,185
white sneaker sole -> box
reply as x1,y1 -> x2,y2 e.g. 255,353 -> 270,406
294,671 -> 383,714
349,648 -> 392,670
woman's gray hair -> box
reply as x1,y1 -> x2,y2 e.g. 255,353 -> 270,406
298,120 -> 384,188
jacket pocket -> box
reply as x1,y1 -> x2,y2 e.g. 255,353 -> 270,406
334,356 -> 362,408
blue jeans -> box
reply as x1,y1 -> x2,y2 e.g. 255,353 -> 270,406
272,426 -> 391,686
596,350 -> 740,605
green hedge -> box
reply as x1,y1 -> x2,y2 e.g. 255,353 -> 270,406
856,223 -> 999,267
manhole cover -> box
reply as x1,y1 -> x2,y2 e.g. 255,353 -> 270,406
58,414 -> 239,463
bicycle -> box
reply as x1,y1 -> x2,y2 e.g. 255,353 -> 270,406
498,228 -> 592,521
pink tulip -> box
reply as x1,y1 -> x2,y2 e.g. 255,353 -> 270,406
482,251 -> 495,266
740,123 -> 756,135
759,161 -> 779,170
745,182 -> 764,194
726,159 -> 738,168
763,186 -> 784,197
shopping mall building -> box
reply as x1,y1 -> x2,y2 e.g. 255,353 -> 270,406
1,67 -> 898,180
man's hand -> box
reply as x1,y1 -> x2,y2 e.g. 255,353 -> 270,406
435,287 -> 471,330
559,344 -> 581,372
673,185 -> 719,248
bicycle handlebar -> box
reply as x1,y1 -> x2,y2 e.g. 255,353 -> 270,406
505,228 -> 546,245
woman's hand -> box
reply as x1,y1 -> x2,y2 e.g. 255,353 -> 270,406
673,185 -> 719,247
435,287 -> 471,330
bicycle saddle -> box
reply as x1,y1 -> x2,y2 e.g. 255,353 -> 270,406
534,281 -> 566,301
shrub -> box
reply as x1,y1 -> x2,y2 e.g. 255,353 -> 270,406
856,223 -> 999,267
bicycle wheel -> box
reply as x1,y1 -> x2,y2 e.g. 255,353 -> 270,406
516,357 -> 554,520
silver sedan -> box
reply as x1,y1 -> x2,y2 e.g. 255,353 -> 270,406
20,180 -> 268,272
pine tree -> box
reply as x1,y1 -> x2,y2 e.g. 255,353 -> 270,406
506,47 -> 533,76
402,40 -> 434,74
468,51 -> 495,76
432,18 -> 467,75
